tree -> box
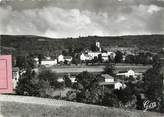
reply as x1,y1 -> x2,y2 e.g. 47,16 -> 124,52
90,43 -> 99,52
16,55 -> 35,69
37,69 -> 59,89
75,71 -> 96,89
98,54 -> 102,63
125,55 -> 135,64
72,55 -> 80,65
102,93 -> 119,107
103,63 -> 116,77
63,75 -> 72,88
16,69 -> 63,98
115,51 -> 123,63
75,71 -> 104,104
16,70 -> 39,96
143,63 -> 163,100
62,50 -> 68,56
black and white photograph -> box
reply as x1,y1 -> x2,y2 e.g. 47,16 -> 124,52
0,0 -> 164,116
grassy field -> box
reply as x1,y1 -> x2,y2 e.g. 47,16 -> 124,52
0,95 -> 163,117
50,64 -> 152,74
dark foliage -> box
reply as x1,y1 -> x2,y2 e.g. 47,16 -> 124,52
16,70 -> 40,96
115,51 -> 123,63
63,75 -> 72,88
143,63 -> 163,100
103,63 -> 116,77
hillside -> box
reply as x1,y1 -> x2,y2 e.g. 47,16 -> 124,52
0,95 -> 163,117
0,34 -> 164,56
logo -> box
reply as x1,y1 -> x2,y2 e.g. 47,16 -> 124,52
143,98 -> 160,112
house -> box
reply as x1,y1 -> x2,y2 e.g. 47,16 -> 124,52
99,74 -> 115,89
101,52 -> 109,62
114,81 -> 126,90
41,59 -> 57,67
80,53 -> 92,61
12,67 -> 20,89
107,52 -> 116,60
58,54 -> 64,63
34,57 -> 39,65
116,69 -> 142,78
69,76 -> 77,83
45,56 -> 51,60
87,51 -> 101,59
58,54 -> 72,63
99,74 -> 126,90
64,56 -> 72,62
101,74 -> 114,83
57,77 -> 64,83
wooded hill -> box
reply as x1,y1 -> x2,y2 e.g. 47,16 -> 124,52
1,34 -> 164,56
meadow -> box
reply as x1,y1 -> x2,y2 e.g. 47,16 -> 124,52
0,95 -> 163,117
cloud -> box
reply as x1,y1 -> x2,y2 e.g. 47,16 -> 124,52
0,3 -> 164,38
147,5 -> 162,14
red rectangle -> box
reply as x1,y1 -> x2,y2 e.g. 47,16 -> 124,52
0,55 -> 13,93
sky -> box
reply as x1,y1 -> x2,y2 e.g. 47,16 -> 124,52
0,0 -> 164,38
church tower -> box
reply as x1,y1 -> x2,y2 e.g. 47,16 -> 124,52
96,41 -> 101,52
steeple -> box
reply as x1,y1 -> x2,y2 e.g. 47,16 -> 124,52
96,41 -> 101,52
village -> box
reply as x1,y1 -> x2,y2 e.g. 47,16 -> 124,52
12,41 -> 157,96
8,37 -> 164,114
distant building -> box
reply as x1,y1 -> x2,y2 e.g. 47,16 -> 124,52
41,59 -> 57,67
88,51 -> 101,59
101,52 -> 109,62
58,54 -> 72,63
116,69 -> 142,78
80,53 -> 92,61
107,52 -> 116,60
69,76 -> 77,83
99,74 -> 126,90
34,57 -> 39,65
101,74 -> 114,83
114,82 -> 126,90
57,77 -> 64,83
58,54 -> 64,63
12,67 -> 20,89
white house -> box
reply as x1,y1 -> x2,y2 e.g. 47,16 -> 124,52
34,57 -> 39,65
57,77 -> 64,83
45,56 -> 51,60
116,69 -> 142,78
58,54 -> 64,63
114,82 -> 126,90
12,67 -> 20,89
87,51 -> 101,59
80,53 -> 92,61
107,52 -> 116,60
101,52 -> 109,62
58,54 -> 72,63
41,59 -> 57,67
70,76 -> 77,83
99,74 -> 126,90
101,74 -> 114,83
